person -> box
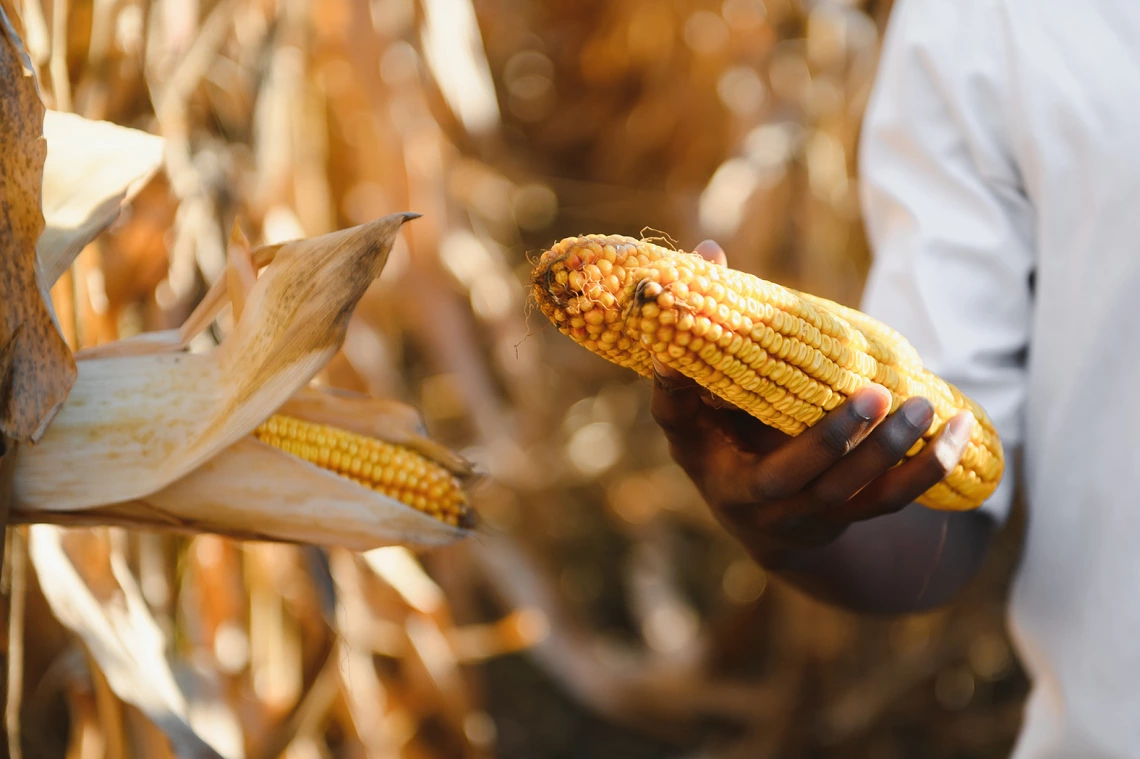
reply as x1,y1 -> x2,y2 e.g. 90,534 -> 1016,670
652,0 -> 1140,757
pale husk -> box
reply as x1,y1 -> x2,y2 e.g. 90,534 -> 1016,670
140,437 -> 470,550
13,435 -> 472,550
14,213 -> 421,512
37,109 -> 166,285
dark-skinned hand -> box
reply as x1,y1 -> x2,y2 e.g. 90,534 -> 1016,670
651,240 -> 977,566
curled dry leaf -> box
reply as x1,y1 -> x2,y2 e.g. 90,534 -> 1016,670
72,232 -> 288,361
37,109 -> 166,285
13,213 -> 477,549
0,8 -> 76,443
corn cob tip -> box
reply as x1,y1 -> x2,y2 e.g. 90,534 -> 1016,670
530,234 -> 694,380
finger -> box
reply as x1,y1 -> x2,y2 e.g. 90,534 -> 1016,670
693,239 -> 728,266
651,357 -> 694,389
720,406 -> 793,452
650,358 -> 716,474
716,384 -> 894,505
837,410 -> 976,522
802,395 -> 935,511
651,359 -> 782,470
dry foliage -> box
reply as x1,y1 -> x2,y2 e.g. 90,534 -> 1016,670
0,0 -> 1028,758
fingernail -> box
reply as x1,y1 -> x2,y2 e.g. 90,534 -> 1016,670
693,239 -> 725,263
903,398 -> 934,429
652,358 -> 680,388
700,392 -> 728,409
851,387 -> 885,420
947,411 -> 975,443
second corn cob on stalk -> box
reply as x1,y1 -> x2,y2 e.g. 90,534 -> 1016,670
530,234 -> 1004,511
252,414 -> 472,528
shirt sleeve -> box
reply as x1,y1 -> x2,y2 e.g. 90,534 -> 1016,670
856,0 -> 1035,525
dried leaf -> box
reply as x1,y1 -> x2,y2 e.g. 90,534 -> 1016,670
11,387 -> 473,549
135,435 -> 469,550
13,215 -> 442,525
28,526 -> 229,759
72,242 -> 286,361
0,9 -> 76,443
419,0 -> 500,136
38,109 -> 166,286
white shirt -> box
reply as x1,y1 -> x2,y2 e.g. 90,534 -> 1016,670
858,0 -> 1140,756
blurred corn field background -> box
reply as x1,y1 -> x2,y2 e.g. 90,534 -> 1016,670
0,0 -> 1030,756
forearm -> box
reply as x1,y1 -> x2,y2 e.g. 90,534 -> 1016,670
752,504 -> 997,615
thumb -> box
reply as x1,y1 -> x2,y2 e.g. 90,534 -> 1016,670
693,239 -> 728,266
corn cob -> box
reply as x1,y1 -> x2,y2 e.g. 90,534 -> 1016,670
252,414 -> 473,527
530,234 -> 1004,511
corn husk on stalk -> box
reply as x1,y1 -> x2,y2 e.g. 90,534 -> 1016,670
13,213 -> 478,549
531,234 -> 1004,511
104,388 -> 476,550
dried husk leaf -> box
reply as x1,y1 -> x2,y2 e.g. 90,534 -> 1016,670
136,436 -> 469,550
37,109 -> 166,286
12,384 -> 475,548
0,8 -> 77,442
72,239 -> 287,361
13,213 -> 417,511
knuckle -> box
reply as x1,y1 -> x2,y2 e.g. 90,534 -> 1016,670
854,480 -> 914,517
894,452 -> 953,497
871,493 -> 912,518
815,421 -> 855,458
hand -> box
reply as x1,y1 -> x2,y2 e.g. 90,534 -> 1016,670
651,240 -> 977,563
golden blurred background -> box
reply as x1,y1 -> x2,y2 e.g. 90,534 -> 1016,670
0,0 -> 1029,756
